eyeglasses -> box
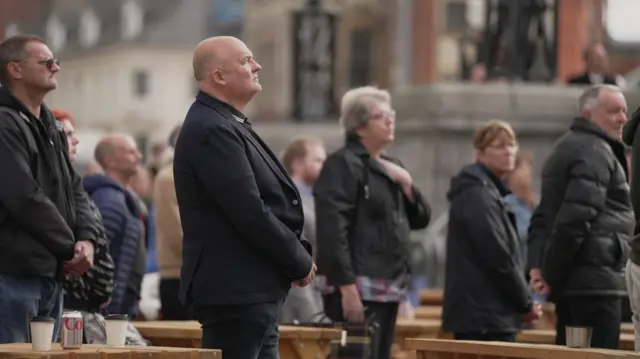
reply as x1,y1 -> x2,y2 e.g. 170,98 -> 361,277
37,57 -> 60,70
11,57 -> 60,70
370,110 -> 396,120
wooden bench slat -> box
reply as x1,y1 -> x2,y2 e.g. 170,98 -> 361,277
0,343 -> 221,359
406,338 -> 640,359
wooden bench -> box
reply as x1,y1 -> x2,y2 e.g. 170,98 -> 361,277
393,319 -> 449,359
622,323 -> 634,334
414,306 -> 443,320
412,303 -> 638,333
517,329 -> 636,351
134,321 -> 343,359
406,338 -> 640,359
0,343 -> 220,358
419,290 -> 443,306
392,319 -> 635,352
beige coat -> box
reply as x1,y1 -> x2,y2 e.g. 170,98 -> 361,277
153,163 -> 182,278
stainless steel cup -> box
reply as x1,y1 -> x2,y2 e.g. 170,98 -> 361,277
565,326 -> 593,348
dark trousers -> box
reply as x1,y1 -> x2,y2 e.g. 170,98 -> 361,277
555,296 -> 621,349
195,300 -> 282,359
160,278 -> 192,320
323,293 -> 399,359
454,331 -> 516,342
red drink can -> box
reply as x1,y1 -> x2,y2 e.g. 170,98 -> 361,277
61,311 -> 83,349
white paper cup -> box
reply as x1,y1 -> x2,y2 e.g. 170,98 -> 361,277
105,314 -> 129,347
30,316 -> 55,350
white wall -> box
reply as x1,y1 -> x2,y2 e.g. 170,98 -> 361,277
47,47 -> 194,139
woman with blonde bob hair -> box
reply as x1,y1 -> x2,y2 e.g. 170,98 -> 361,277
442,120 -> 542,342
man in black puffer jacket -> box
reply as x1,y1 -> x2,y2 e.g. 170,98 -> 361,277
528,84 -> 633,349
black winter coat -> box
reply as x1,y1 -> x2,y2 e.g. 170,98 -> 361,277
442,163 -> 532,334
314,139 -> 431,286
529,117 -> 633,300
0,88 -> 98,278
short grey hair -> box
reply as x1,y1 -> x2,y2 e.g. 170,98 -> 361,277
339,86 -> 391,135
578,84 -> 622,113
0,34 -> 46,87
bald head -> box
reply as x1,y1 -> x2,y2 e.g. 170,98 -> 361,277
193,36 -> 244,82
192,36 -> 262,108
94,134 -> 141,180
94,136 -> 118,168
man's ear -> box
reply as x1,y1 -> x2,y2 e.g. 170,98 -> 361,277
6,62 -> 22,81
212,69 -> 225,86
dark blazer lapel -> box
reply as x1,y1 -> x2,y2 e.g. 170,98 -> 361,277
240,123 -> 298,192
197,95 -> 299,194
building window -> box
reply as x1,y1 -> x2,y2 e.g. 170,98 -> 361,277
349,29 -> 372,87
209,0 -> 244,39
605,0 -> 640,44
79,8 -> 101,47
5,23 -> 20,39
132,70 -> 149,98
122,0 -> 144,40
46,15 -> 66,52
445,1 -> 467,33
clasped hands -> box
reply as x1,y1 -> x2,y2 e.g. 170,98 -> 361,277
64,240 -> 95,276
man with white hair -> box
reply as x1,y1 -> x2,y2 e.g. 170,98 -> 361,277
528,84 -> 633,349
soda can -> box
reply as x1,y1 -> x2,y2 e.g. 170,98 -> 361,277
61,311 -> 83,349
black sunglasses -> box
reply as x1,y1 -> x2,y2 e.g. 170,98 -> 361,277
37,57 -> 60,69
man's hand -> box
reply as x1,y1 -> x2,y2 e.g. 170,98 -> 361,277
529,268 -> 551,296
522,301 -> 543,324
340,284 -> 365,322
379,159 -> 414,201
63,240 -> 94,276
292,263 -> 317,287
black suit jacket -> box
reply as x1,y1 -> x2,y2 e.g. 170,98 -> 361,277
174,91 -> 313,306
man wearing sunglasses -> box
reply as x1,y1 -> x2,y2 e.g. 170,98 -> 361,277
0,35 -> 99,343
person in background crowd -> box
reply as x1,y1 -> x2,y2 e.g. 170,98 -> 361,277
53,110 -> 147,345
127,166 -> 151,309
175,36 -> 315,358
52,110 -> 80,161
84,134 -> 144,319
279,136 -> 326,323
314,86 -> 431,359
155,124 -> 192,320
504,151 -> 544,308
567,43 -> 625,88
84,161 -> 104,176
148,141 -> 168,180
0,34 -> 97,343
622,107 -> 640,350
504,151 -> 536,248
53,110 -> 114,318
529,84 -> 632,349
126,166 -> 153,320
442,120 -> 542,342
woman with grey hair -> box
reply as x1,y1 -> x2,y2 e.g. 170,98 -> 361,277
314,86 -> 431,359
